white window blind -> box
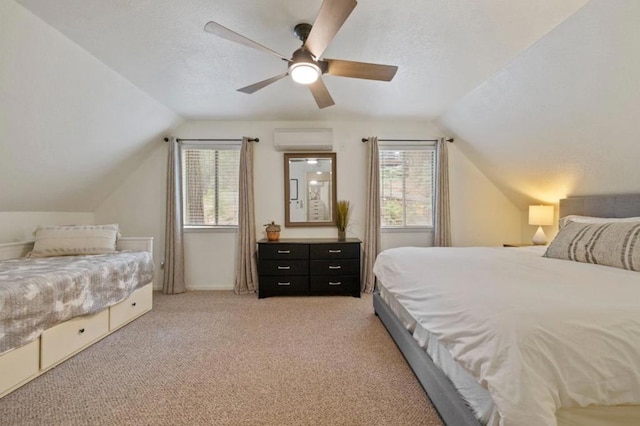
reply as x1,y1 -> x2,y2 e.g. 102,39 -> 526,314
379,145 -> 435,228
181,145 -> 240,227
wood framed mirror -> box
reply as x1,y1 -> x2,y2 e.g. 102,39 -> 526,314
284,153 -> 337,227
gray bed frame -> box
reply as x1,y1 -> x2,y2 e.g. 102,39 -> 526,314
373,293 -> 481,425
373,194 -> 640,426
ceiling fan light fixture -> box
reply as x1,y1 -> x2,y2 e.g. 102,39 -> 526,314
289,62 -> 321,85
204,1 -> 398,108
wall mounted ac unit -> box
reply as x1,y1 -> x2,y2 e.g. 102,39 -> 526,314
273,128 -> 333,151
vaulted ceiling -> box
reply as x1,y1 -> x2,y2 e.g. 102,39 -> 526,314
5,0 -> 640,213
17,0 -> 586,120
435,0 -> 640,207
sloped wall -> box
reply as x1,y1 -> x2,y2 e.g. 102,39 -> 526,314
0,212 -> 95,243
448,143 -> 523,247
95,120 -> 521,290
436,0 -> 640,212
0,0 -> 183,215
94,140 -> 168,287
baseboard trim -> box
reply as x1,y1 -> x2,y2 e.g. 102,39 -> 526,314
187,284 -> 234,291
153,285 -> 235,291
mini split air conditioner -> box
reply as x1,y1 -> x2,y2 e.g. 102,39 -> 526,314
273,128 -> 333,151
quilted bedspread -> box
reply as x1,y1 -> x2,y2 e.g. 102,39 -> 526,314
0,251 -> 154,355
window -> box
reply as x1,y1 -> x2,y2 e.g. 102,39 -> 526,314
181,145 -> 240,227
379,145 -> 436,228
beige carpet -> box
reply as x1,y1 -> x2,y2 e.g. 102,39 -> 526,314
0,292 -> 443,425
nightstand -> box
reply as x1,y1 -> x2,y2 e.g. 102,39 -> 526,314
503,243 -> 535,247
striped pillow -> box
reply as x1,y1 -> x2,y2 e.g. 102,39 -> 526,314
544,221 -> 640,271
558,215 -> 640,229
28,224 -> 119,258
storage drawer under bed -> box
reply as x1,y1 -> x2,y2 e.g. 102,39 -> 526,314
0,339 -> 39,398
40,309 -> 109,371
109,283 -> 153,331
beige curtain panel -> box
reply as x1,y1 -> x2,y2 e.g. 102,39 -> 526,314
163,137 -> 186,294
362,136 -> 380,294
433,138 -> 452,247
234,137 -> 259,295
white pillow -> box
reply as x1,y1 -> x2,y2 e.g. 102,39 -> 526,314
558,215 -> 640,229
28,224 -> 119,258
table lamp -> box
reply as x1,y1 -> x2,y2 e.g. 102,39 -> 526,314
529,205 -> 554,245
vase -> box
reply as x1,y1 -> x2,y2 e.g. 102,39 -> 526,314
267,231 -> 280,241
338,229 -> 346,241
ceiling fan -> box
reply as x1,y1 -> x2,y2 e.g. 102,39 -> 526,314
204,0 -> 398,109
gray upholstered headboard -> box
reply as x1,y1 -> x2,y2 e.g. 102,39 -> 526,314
559,194 -> 640,218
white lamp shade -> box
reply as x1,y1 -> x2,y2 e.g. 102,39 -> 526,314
529,205 -> 554,226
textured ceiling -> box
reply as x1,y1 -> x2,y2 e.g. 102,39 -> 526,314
17,0 -> 587,120
436,0 -> 640,208
0,0 -> 183,212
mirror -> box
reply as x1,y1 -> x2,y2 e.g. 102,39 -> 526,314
284,153 -> 337,227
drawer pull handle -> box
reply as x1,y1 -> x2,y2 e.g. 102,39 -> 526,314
78,328 -> 85,334
328,265 -> 342,270
277,266 -> 291,270
132,302 -> 137,307
329,281 -> 342,286
278,282 -> 291,286
278,250 -> 291,254
328,249 -> 342,253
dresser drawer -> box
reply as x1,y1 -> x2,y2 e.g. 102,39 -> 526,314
259,276 -> 309,296
310,276 -> 360,294
310,243 -> 360,260
110,283 -> 153,331
259,259 -> 308,276
41,309 -> 109,370
310,259 -> 360,276
259,244 -> 308,260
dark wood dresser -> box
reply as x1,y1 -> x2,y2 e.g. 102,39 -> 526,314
257,238 -> 361,298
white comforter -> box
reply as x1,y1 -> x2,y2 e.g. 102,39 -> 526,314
373,246 -> 640,426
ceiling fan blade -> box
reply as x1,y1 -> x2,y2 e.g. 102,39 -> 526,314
204,21 -> 288,61
304,0 -> 358,59
324,59 -> 398,81
308,78 -> 335,109
237,73 -> 288,94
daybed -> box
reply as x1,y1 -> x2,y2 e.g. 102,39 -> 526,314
0,236 -> 154,399
373,194 -> 640,426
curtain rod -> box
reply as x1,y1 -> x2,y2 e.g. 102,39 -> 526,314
361,138 -> 453,143
163,137 -> 259,143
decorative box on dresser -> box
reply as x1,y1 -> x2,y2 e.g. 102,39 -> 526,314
257,238 -> 361,298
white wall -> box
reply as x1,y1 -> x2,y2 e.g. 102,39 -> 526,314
0,212 -> 94,243
94,142 -> 168,288
95,120 -> 522,290
448,143 -> 522,246
182,231 -> 237,290
0,0 -> 183,212
436,0 -> 640,211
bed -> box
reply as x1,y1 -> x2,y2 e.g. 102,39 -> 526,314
373,194 -> 640,426
0,236 -> 155,399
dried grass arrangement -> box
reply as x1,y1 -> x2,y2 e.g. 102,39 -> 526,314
336,200 -> 351,240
